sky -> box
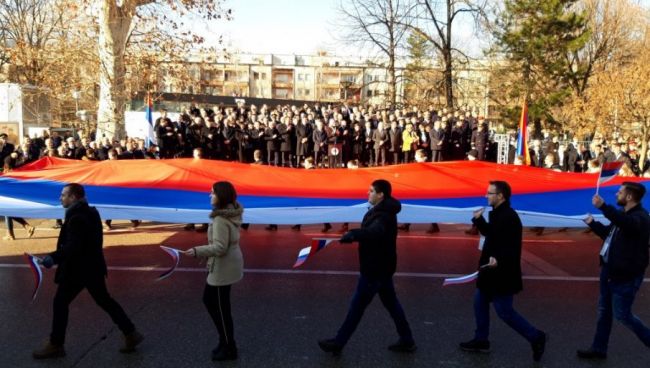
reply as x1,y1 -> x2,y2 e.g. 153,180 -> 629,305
200,0 -> 650,58
205,0 -> 343,56
200,0 -> 484,58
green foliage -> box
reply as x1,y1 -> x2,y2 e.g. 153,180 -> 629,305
492,0 -> 589,124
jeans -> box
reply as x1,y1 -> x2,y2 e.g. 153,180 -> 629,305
335,274 -> 413,345
51,277 -> 135,345
592,265 -> 650,353
473,289 -> 541,343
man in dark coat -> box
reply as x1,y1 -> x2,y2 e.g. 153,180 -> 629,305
33,183 -> 143,359
429,120 -> 446,162
471,123 -> 489,161
460,181 -> 546,362
318,179 -> 416,354
577,182 -> 650,360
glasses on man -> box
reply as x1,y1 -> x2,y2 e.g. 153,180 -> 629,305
486,192 -> 499,196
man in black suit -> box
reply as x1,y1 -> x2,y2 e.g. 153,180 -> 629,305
33,183 -> 143,359
460,181 -> 547,362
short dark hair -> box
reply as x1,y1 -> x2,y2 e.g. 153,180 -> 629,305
489,180 -> 511,201
372,179 -> 392,198
622,182 -> 646,202
212,181 -> 237,209
64,183 -> 85,199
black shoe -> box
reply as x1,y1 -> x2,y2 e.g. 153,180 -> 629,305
212,345 -> 237,361
291,224 -> 301,231
321,223 -> 332,233
265,224 -> 278,231
577,348 -> 607,360
211,343 -> 223,355
196,224 -> 208,233
183,223 -> 195,231
398,224 -> 410,231
459,339 -> 490,353
531,331 -> 547,362
388,339 -> 417,353
426,223 -> 440,234
318,338 -> 342,354
241,223 -> 249,230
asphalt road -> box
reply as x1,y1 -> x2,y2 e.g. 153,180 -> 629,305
1,220 -> 650,367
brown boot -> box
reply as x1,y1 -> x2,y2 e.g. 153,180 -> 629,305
32,342 -> 65,359
120,330 -> 144,353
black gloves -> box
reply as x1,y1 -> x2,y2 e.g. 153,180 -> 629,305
41,255 -> 54,269
339,232 -> 355,243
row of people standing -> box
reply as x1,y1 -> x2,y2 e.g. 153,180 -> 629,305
153,107 -> 492,168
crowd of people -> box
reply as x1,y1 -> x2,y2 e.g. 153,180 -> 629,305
1,103 -> 649,178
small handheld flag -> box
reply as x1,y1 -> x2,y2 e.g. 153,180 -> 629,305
157,246 -> 182,281
515,99 -> 531,165
442,271 -> 479,286
24,253 -> 43,301
293,238 -> 337,268
596,161 -> 624,195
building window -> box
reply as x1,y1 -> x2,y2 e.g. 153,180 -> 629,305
304,89 -> 310,95
305,74 -> 310,81
261,73 -> 267,80
253,72 -> 260,80
298,74 -> 304,81
367,90 -> 373,97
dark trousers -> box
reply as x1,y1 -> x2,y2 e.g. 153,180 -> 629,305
473,289 -> 541,343
203,284 -> 235,347
267,150 -> 278,166
51,277 -> 135,345
431,150 -> 443,162
374,148 -> 386,166
592,265 -> 650,352
5,216 -> 28,237
335,274 -> 413,345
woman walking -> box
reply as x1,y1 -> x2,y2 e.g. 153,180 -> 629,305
182,181 -> 244,361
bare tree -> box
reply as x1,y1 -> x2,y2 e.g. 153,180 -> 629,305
94,0 -> 229,139
337,0 -> 414,106
406,0 -> 489,108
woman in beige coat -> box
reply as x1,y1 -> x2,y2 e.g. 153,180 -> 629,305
182,181 -> 243,361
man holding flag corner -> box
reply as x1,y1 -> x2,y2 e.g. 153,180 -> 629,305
318,179 -> 416,355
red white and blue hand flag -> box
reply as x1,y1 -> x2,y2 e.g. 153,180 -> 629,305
293,238 -> 337,268
157,246 -> 182,281
598,161 -> 625,185
442,271 -> 479,286
596,161 -> 625,195
24,253 -> 43,301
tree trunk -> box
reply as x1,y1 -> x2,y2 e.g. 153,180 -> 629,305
640,120 -> 648,173
443,51 -> 453,108
97,1 -> 134,140
388,54 -> 397,107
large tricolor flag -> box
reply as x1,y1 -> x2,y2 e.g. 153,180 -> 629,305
516,99 -> 531,165
1,158 -> 649,228
293,238 -> 337,268
145,93 -> 154,147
